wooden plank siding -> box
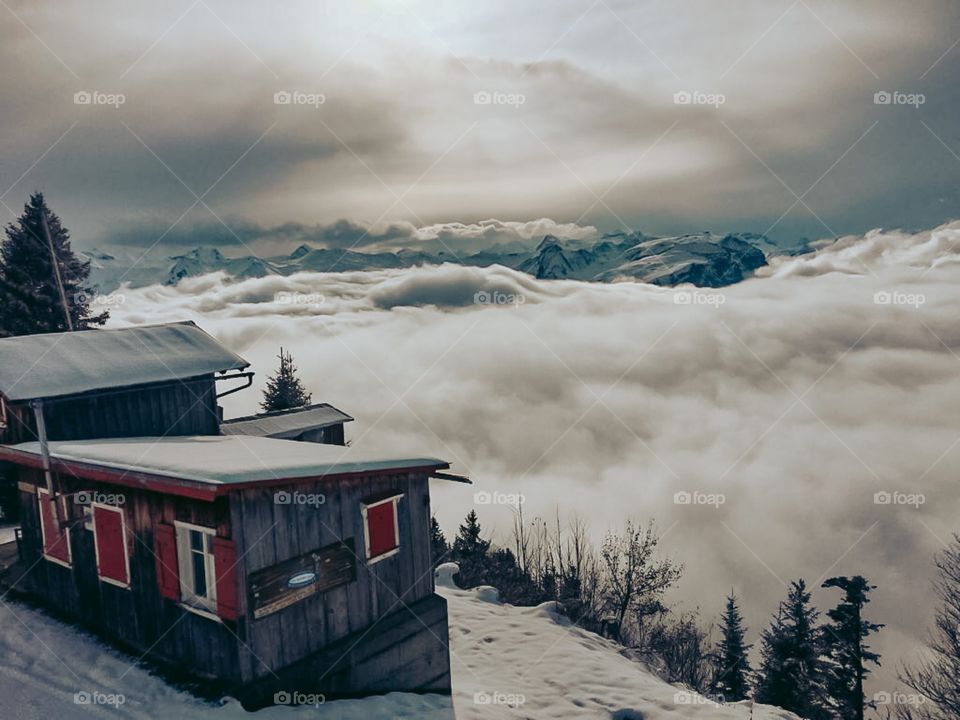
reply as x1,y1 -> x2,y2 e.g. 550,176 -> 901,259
14,466 -> 242,683
231,470 -> 436,683
11,461 -> 443,691
0,376 -> 220,446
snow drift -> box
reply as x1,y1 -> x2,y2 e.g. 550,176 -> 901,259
0,561 -> 801,719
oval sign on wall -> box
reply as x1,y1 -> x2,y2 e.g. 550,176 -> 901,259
286,571 -> 318,589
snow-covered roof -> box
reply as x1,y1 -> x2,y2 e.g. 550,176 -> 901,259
221,403 -> 353,439
5,435 -> 447,487
0,321 -> 248,401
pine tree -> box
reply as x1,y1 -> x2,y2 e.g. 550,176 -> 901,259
712,592 -> 751,701
451,510 -> 490,588
0,192 -> 108,337
260,348 -> 312,412
821,576 -> 883,720
755,579 -> 828,718
430,516 -> 450,568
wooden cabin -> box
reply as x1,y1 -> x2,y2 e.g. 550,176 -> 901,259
0,321 -> 250,520
0,324 -> 460,707
0,321 -> 250,445
221,403 -> 353,445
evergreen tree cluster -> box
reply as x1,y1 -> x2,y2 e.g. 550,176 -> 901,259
0,193 -> 107,338
434,508 -> 885,719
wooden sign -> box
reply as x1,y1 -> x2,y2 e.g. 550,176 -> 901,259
249,539 -> 356,619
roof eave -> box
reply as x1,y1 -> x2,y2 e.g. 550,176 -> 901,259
0,445 -> 450,501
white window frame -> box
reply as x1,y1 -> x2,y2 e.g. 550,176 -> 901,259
91,502 -> 130,589
361,493 -> 404,565
0,396 -> 7,430
174,520 -> 218,619
37,488 -> 71,568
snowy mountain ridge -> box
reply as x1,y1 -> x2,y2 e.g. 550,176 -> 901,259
82,231 -> 809,294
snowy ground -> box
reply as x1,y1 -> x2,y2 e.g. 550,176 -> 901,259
0,562 -> 799,719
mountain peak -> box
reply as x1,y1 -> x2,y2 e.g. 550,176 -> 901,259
535,235 -> 561,253
289,243 -> 312,259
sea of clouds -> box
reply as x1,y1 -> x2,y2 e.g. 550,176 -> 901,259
107,221 -> 960,693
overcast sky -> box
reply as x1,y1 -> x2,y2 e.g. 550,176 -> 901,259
1,0 -> 959,252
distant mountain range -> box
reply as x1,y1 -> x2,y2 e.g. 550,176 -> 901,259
82,231 -> 813,293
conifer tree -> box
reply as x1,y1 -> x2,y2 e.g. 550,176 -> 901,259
755,579 -> 828,718
451,510 -> 490,588
821,576 -> 883,720
0,192 -> 108,337
712,592 -> 751,701
260,348 -> 312,412
430,516 -> 450,568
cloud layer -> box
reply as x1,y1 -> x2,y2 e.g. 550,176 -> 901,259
2,0 -> 959,247
107,221 -> 960,693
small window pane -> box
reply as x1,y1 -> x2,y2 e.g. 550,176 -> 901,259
192,552 -> 207,598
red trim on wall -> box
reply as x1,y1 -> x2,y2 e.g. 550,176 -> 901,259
92,504 -> 129,586
212,537 -> 238,621
366,501 -> 398,559
37,489 -> 71,566
154,523 -> 180,601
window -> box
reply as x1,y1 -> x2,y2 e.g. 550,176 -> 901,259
174,521 -> 217,614
0,396 -> 7,430
92,504 -> 129,588
37,488 -> 71,567
361,493 -> 403,563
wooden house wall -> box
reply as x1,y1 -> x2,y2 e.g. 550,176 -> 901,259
0,376 -> 220,445
15,466 -> 242,682
297,423 -> 346,445
230,471 -> 435,682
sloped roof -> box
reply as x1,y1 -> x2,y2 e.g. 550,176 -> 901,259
3,436 -> 447,488
0,322 -> 248,401
221,403 -> 353,439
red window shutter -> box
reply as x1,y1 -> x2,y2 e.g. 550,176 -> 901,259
93,506 -> 128,585
38,492 -> 70,564
366,501 -> 398,559
213,537 -> 239,621
154,523 -> 180,601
